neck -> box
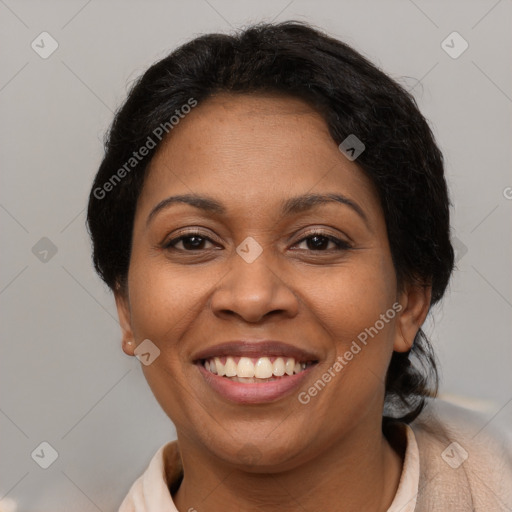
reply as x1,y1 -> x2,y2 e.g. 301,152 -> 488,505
173,419 -> 404,512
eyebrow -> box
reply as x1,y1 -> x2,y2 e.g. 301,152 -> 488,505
146,192 -> 369,227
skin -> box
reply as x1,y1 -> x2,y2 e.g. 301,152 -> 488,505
115,92 -> 431,512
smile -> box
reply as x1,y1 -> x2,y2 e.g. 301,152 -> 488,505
196,357 -> 318,404
192,340 -> 320,403
202,355 -> 315,382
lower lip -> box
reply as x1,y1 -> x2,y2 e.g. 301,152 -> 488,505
196,363 -> 315,404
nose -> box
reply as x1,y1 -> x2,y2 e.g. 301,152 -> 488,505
209,244 -> 300,324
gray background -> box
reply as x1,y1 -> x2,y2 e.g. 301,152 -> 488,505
1,1 -> 511,511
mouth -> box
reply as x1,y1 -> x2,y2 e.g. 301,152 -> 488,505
192,341 -> 319,404
199,355 -> 316,383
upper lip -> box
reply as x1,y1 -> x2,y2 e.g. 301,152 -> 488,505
192,340 -> 320,363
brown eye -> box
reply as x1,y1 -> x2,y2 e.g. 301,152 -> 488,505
163,232 -> 216,251
294,231 -> 351,251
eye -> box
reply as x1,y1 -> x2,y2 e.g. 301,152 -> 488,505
293,230 -> 351,251
163,231 -> 217,251
162,229 -> 351,253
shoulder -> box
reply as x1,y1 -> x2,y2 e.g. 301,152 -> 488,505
408,398 -> 512,511
118,440 -> 181,512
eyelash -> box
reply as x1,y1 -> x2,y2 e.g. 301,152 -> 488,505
162,229 -> 352,253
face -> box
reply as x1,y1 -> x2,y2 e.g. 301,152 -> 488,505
116,92 -> 430,470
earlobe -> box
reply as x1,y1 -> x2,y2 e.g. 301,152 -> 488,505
393,283 -> 431,353
114,290 -> 136,357
395,325 -> 413,353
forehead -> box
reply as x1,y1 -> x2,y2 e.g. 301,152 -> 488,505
138,92 -> 381,222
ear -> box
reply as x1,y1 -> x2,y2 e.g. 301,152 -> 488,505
114,288 -> 136,357
393,282 -> 432,353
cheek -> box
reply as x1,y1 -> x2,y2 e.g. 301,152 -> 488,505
308,256 -> 398,398
128,261 -> 197,339
314,255 -> 397,338
126,257 -> 209,426
289,257 -> 399,441
127,252 -> 222,363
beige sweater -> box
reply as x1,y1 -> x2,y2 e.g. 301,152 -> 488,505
407,399 -> 512,510
118,399 -> 512,511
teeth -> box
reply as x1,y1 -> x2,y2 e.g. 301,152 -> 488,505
237,357 -> 255,378
285,358 -> 294,376
272,357 -> 285,376
214,357 -> 224,376
203,356 -> 311,379
254,357 -> 273,378
224,357 -> 237,377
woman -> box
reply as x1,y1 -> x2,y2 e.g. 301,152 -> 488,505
87,21 -> 512,512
